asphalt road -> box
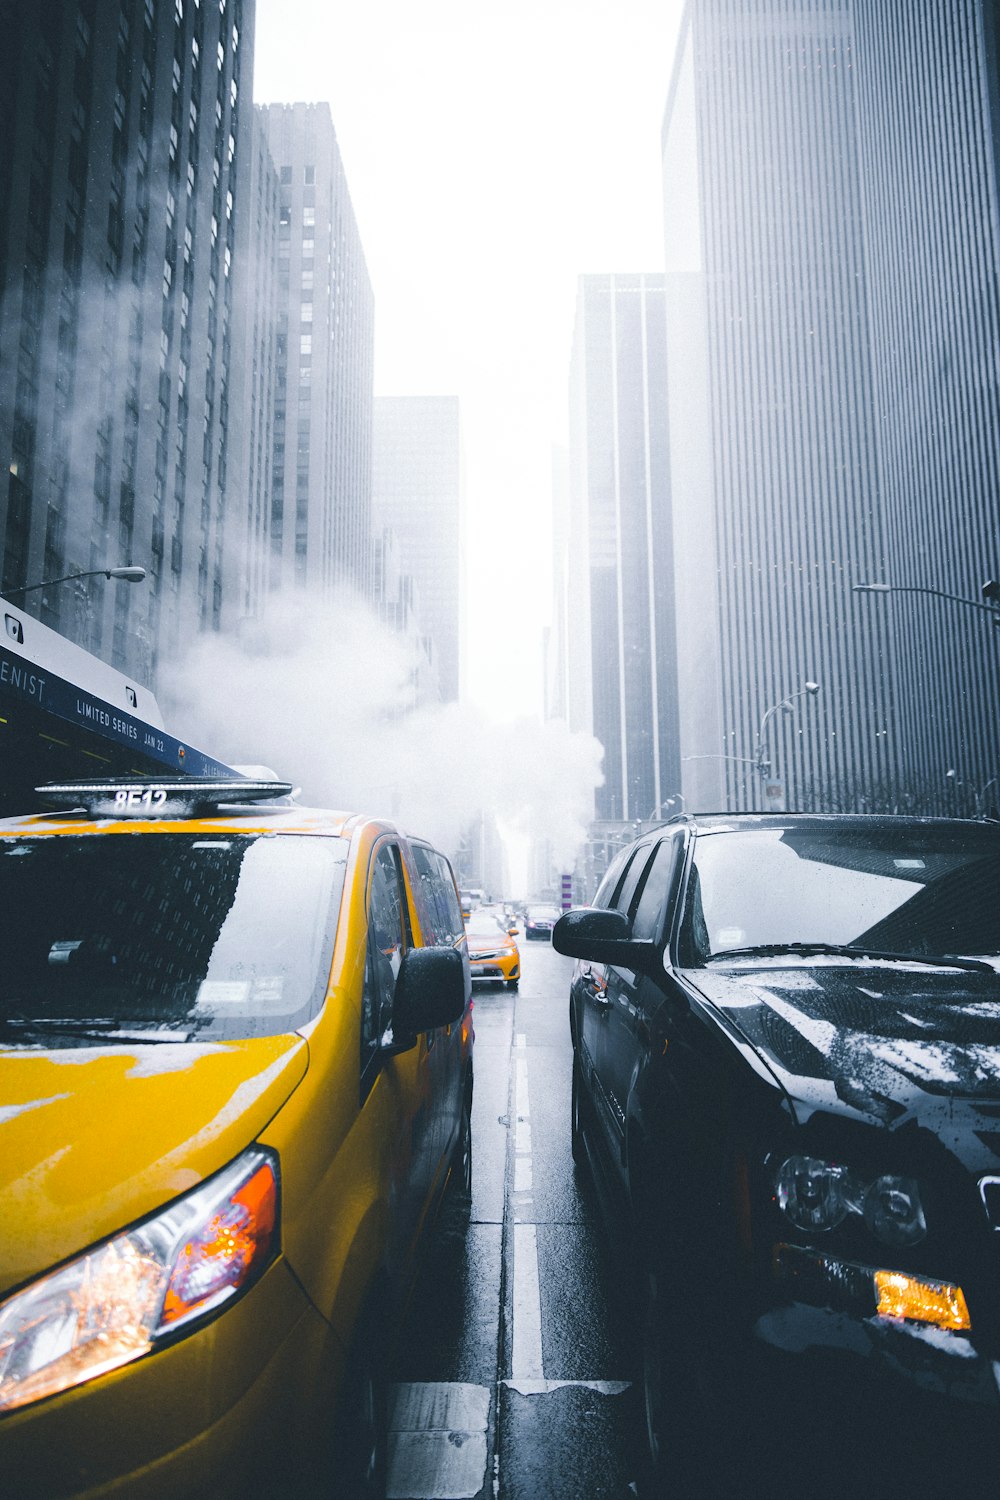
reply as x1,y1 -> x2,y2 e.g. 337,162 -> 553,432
389,932 -> 647,1500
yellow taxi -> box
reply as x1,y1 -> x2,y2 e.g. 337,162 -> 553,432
464,910 -> 521,991
0,775 -> 473,1498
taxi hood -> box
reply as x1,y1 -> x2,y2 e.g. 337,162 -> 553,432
0,1035 -> 308,1298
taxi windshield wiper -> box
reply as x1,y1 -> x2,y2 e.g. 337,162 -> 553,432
1,1016 -> 198,1044
705,942 -> 996,975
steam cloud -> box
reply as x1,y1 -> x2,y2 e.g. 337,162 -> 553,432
160,591 -> 603,876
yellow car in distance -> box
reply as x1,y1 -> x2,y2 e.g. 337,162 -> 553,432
0,776 -> 473,1499
464,910 -> 521,991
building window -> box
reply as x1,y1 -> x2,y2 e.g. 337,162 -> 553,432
304,165 -> 315,184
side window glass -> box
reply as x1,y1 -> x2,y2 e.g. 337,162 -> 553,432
361,845 -> 406,1076
593,846 -> 634,909
613,846 -> 653,918
411,845 -> 463,945
632,840 -> 677,941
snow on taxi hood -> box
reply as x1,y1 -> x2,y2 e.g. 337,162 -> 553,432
0,1034 -> 308,1297
689,958 -> 1000,1163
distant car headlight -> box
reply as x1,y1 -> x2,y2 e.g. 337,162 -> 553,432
774,1154 -> 926,1246
0,1147 -> 278,1415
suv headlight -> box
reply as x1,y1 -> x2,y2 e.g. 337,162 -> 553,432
0,1146 -> 278,1415
774,1154 -> 926,1246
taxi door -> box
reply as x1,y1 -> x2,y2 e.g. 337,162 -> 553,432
407,844 -> 469,1180
362,839 -> 437,1276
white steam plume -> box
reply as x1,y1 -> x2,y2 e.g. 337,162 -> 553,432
159,591 -> 603,870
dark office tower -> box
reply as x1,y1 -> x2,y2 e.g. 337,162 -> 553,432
228,104 -> 278,624
849,0 -> 1000,805
662,0 -> 1000,814
259,103 -> 374,600
568,274 -> 680,824
372,395 -> 462,703
0,0 -> 256,684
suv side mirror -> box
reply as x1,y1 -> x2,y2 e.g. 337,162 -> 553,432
387,946 -> 468,1052
553,908 -> 657,972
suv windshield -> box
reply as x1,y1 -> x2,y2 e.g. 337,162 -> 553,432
0,833 -> 348,1044
683,825 -> 1000,966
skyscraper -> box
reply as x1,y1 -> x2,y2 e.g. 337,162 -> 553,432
662,0 -> 1000,813
259,102 -> 374,601
568,273 -> 680,823
0,0 -> 256,684
372,395 -> 462,703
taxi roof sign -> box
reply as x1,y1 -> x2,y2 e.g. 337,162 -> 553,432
34,777 -> 295,818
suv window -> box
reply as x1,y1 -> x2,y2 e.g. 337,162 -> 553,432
613,844 -> 654,919
593,845 -> 638,909
632,839 -> 677,941
361,843 -> 408,1079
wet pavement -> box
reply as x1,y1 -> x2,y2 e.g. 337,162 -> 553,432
389,935 -> 645,1500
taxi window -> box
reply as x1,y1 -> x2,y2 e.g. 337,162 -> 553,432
411,844 -> 464,945
361,843 -> 407,1081
0,833 -> 348,1044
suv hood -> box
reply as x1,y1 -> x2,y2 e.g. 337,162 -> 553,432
0,1035 -> 308,1297
690,959 -> 1000,1149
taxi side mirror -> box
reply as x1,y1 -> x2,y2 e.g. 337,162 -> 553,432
388,946 -> 467,1052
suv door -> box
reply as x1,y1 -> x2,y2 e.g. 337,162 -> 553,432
576,843 -> 649,1158
599,837 -> 680,1177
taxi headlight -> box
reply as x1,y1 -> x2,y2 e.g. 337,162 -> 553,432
774,1154 -> 926,1246
0,1147 -> 278,1415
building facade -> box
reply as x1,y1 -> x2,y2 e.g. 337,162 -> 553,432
372,395 -> 462,703
568,273 -> 681,823
260,102 -> 374,602
0,0 -> 255,684
662,0 -> 1000,814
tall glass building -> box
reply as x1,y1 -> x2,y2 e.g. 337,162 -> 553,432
663,0 -> 1000,814
372,395 -> 462,703
0,0 -> 255,684
568,273 -> 681,823
259,103 -> 374,602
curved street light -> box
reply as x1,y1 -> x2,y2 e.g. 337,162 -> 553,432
4,565 -> 146,600
754,681 -> 821,777
647,794 -> 685,820
854,579 -> 1000,622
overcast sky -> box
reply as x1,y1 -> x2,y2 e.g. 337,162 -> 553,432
253,0 -> 684,717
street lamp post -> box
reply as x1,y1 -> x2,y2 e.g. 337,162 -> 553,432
647,794 -> 685,821
4,566 -> 146,599
754,681 -> 821,790
854,579 -> 1000,623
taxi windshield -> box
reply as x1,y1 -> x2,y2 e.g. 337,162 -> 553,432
0,833 -> 348,1044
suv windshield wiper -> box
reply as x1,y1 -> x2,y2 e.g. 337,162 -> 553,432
1,1016 -> 197,1044
705,942 -> 996,975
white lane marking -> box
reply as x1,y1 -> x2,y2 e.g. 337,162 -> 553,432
503,1379 -> 632,1396
511,1222 -> 545,1380
513,1153 -> 533,1193
515,1056 -> 530,1115
387,1382 -> 490,1500
515,1032 -> 526,1048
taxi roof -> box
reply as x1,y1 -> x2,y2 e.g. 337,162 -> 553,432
0,802 -> 363,838
0,778 -> 376,839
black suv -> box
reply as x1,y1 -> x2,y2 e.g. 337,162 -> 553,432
556,814 -> 1000,1495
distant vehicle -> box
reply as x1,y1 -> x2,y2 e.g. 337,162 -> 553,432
465,910 -> 520,991
557,812 -> 1000,1492
523,904 -> 561,941
0,776 -> 473,1498
458,886 -> 484,919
